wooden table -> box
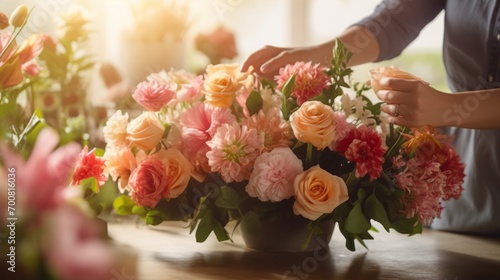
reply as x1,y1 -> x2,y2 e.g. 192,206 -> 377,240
108,220 -> 500,280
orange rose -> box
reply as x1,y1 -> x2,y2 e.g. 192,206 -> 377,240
290,101 -> 336,150
126,111 -> 164,151
293,165 -> 349,220
152,148 -> 193,198
203,70 -> 242,107
369,66 -> 427,93
206,63 -> 254,93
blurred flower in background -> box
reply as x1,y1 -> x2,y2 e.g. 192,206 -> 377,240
195,26 -> 238,65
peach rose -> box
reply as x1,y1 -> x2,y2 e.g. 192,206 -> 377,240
369,66 -> 427,93
126,111 -> 165,151
293,165 -> 349,220
203,70 -> 242,107
290,101 -> 336,150
206,63 -> 255,94
129,157 -> 168,208
152,148 -> 193,198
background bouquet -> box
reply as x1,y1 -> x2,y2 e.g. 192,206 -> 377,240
106,40 -> 465,251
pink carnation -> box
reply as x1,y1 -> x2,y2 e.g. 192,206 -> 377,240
328,112 -> 355,150
242,108 -> 294,152
71,146 -> 107,188
337,125 -> 386,181
275,61 -> 330,105
129,157 -> 168,208
180,103 -> 236,176
245,147 -> 303,202
132,80 -> 175,111
206,122 -> 263,183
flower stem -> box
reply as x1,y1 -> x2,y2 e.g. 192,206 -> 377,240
0,27 -> 19,61
306,143 -> 313,168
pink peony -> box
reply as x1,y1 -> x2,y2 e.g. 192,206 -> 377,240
180,103 -> 236,176
71,146 -> 107,188
132,80 -> 175,111
275,61 -> 330,105
242,108 -> 294,152
336,125 -> 386,181
206,122 -> 263,183
0,128 -> 81,212
245,147 -> 303,202
129,157 -> 168,208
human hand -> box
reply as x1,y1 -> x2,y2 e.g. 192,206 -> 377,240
375,77 -> 451,128
241,45 -> 321,81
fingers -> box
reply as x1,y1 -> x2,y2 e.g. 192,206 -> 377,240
379,77 -> 422,92
381,103 -> 402,118
376,89 -> 408,104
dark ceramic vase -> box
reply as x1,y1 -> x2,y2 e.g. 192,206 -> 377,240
240,213 -> 334,252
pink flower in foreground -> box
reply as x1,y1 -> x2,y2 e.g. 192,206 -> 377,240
275,61 -> 330,105
180,103 -> 236,175
246,147 -> 303,202
0,128 -> 81,212
207,122 -> 263,183
71,146 -> 107,188
132,80 -> 175,111
148,69 -> 204,105
45,204 -> 114,280
242,108 -> 294,152
337,125 -> 386,181
129,157 -> 168,208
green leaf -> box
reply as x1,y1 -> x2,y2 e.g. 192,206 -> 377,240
80,177 -> 99,194
246,90 -> 264,116
94,148 -> 105,157
132,205 -> 148,217
145,209 -> 165,225
195,209 -> 214,242
113,195 -> 136,215
280,73 -> 296,98
345,202 -> 371,234
392,215 -> 421,234
215,185 -> 242,209
364,193 -> 391,232
213,219 -> 230,242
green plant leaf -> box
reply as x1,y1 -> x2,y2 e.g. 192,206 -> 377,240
280,73 -> 296,98
364,193 -> 391,232
132,205 -> 147,217
145,209 -> 164,225
113,195 -> 136,215
345,202 -> 371,234
80,177 -> 99,194
246,90 -> 264,116
215,185 -> 242,209
195,209 -> 214,242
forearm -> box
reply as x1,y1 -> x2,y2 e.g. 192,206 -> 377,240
440,88 -> 500,129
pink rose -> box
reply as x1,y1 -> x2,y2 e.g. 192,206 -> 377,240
293,165 -> 349,220
127,111 -> 165,151
152,148 -> 193,198
132,80 -> 175,111
245,147 -> 303,202
129,157 -> 168,208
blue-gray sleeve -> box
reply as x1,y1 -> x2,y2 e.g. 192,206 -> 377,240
355,0 -> 446,61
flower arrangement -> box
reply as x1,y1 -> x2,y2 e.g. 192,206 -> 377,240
106,40 -> 465,251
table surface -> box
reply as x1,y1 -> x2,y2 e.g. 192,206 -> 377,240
108,219 -> 500,280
